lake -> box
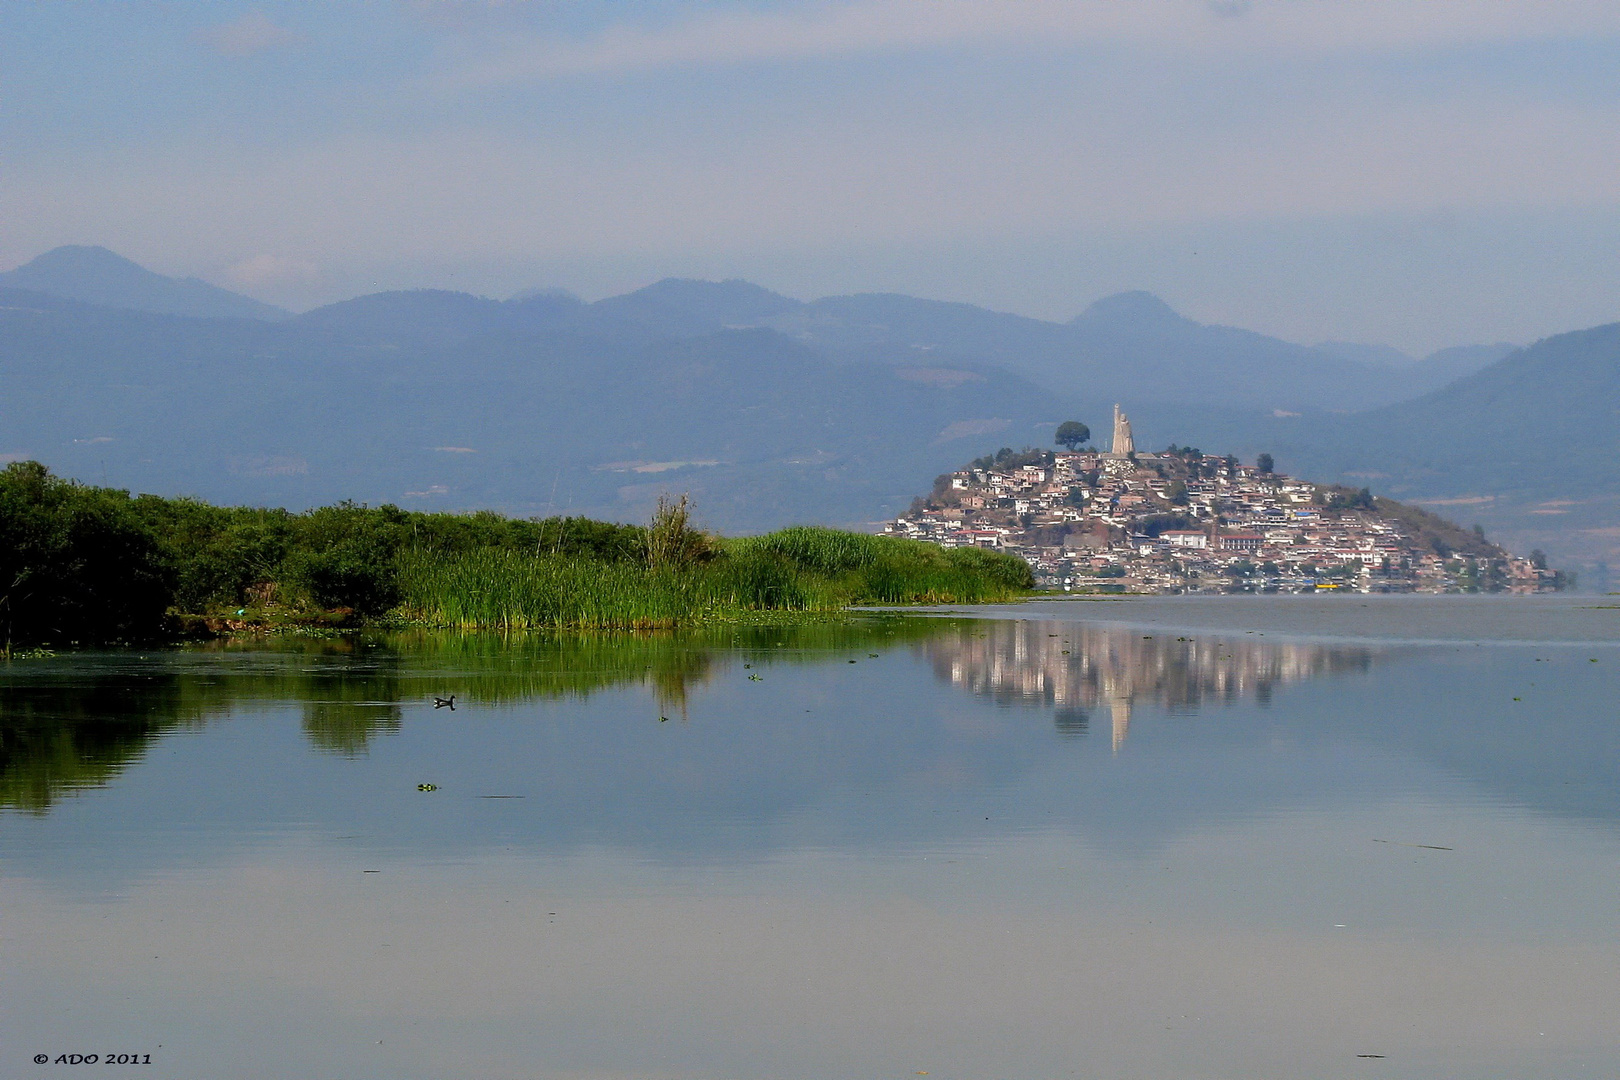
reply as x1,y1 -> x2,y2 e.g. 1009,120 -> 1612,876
3,595 -> 1618,1079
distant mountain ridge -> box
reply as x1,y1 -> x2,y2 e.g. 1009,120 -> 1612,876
0,246 -> 289,321
0,282 -> 1080,534
1236,325 -> 1620,582
557,278 -> 1507,413
272,277 -> 1391,412
3,245 -> 1610,580
1314,339 -> 1517,397
0,245 -> 1510,409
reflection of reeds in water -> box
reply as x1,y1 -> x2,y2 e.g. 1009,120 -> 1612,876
0,617 -> 960,810
0,666 -> 226,813
923,622 -> 1373,748
302,702 -> 404,756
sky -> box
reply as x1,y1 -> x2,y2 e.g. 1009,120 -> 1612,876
5,1 -> 1620,354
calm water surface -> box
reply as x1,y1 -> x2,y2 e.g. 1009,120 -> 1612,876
3,596 -> 1619,1079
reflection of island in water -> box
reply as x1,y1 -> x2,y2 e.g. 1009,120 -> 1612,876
0,618 -> 1378,815
924,621 -> 1374,749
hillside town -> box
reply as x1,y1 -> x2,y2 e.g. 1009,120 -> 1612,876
887,406 -> 1562,593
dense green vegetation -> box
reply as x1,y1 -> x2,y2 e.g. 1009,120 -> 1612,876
967,446 -> 1054,472
401,521 -> 1032,630
0,461 -> 173,646
0,464 -> 1032,646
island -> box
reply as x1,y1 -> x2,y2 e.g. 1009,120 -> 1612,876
887,405 -> 1565,593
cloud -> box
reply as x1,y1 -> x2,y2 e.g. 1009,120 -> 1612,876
228,454 -> 309,477
194,12 -> 304,57
15,89 -> 1620,280
223,254 -> 320,288
13,1 -> 1620,349
442,0 -> 1620,85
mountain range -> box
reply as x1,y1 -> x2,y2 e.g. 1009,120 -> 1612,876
0,246 -> 289,322
1,245 -> 1614,583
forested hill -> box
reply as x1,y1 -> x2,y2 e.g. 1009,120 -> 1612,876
1253,323 -> 1620,581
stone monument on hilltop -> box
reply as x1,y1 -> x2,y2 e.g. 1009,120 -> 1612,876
1108,403 -> 1135,458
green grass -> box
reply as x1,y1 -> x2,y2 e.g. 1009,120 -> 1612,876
0,460 -> 1032,642
398,527 -> 1033,630
729,527 -> 1034,604
399,550 -> 711,630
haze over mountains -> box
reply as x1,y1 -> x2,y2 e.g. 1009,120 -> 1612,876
0,246 -> 290,322
2,245 -> 1616,581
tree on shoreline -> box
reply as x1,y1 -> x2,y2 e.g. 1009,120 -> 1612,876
0,461 -> 172,647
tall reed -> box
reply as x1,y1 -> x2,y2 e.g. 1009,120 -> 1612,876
397,526 -> 1033,630
398,550 -> 708,630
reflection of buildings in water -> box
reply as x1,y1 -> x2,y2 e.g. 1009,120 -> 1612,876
1110,696 -> 1131,753
926,621 -> 1372,749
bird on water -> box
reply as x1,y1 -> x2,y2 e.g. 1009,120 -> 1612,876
433,695 -> 456,710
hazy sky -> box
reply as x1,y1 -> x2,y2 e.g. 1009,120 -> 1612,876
6,1 -> 1620,353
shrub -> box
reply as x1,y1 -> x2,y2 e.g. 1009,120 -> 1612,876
645,494 -> 712,571
0,463 -> 173,645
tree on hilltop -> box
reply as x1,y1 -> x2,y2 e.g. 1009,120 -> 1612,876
1054,421 -> 1091,451
1256,453 -> 1274,474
